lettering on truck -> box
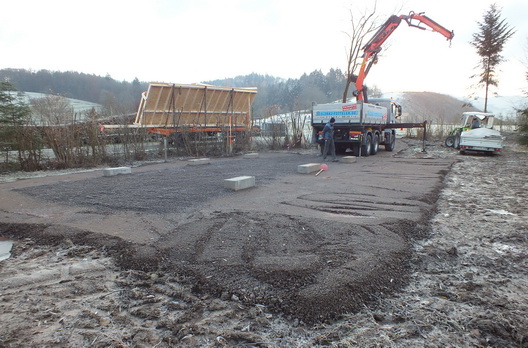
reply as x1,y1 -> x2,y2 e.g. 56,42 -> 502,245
314,103 -> 360,121
315,110 -> 359,118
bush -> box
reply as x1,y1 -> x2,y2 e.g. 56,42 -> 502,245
518,107 -> 528,146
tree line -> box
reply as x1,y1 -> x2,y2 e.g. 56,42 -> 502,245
0,68 -> 361,118
204,69 -> 368,118
0,69 -> 147,116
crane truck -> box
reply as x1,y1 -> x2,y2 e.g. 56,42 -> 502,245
312,11 -> 454,156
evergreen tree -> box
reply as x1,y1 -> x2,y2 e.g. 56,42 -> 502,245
0,81 -> 31,128
0,80 -> 41,171
470,3 -> 515,112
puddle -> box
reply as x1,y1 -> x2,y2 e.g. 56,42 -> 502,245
0,238 -> 14,262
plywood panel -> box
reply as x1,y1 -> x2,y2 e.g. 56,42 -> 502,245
134,83 -> 257,129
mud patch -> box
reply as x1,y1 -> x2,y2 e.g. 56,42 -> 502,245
0,212 -> 416,325
156,211 -> 413,322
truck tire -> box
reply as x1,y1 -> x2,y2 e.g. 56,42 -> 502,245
352,144 -> 360,157
454,133 -> 461,150
448,129 -> 462,149
445,136 -> 455,147
361,134 -> 372,157
371,133 -> 379,155
385,133 -> 395,151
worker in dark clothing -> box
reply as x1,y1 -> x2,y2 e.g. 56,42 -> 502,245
322,117 -> 338,162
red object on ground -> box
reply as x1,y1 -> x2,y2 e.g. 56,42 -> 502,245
315,163 -> 329,176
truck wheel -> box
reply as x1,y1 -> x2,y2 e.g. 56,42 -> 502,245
454,134 -> 461,150
385,134 -> 395,151
352,144 -> 360,157
361,134 -> 372,157
371,134 -> 379,155
445,136 -> 455,147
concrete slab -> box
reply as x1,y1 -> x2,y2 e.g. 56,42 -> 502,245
297,163 -> 320,174
342,156 -> 357,163
224,176 -> 255,191
188,158 -> 211,166
243,153 -> 259,159
103,167 -> 131,177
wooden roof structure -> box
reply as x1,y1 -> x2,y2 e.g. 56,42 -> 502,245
134,83 -> 257,130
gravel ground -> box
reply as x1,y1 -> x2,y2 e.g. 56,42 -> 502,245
0,136 -> 526,347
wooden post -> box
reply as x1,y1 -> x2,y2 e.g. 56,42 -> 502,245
421,121 -> 427,153
163,137 -> 168,162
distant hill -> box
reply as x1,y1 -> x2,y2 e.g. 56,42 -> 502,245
392,92 -> 525,123
467,95 -> 526,119
389,91 -> 480,124
12,91 -> 102,114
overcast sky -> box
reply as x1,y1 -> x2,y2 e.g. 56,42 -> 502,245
2,0 -> 527,98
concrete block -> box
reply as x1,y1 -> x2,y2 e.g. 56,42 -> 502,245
224,175 -> 255,191
297,163 -> 321,174
188,158 -> 211,166
103,167 -> 131,177
342,156 -> 357,163
243,152 -> 259,159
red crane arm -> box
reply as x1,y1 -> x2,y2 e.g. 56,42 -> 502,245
353,15 -> 402,99
353,11 -> 454,102
401,12 -> 455,41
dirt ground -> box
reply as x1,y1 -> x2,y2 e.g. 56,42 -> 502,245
0,136 -> 526,347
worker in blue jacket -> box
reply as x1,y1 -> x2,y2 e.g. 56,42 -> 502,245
322,117 -> 338,162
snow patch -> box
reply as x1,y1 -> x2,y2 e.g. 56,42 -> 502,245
492,242 -> 522,255
488,209 -> 516,216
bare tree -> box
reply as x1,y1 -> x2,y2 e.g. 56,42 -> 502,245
31,94 -> 74,126
368,85 -> 383,98
342,5 -> 380,102
30,95 -> 79,166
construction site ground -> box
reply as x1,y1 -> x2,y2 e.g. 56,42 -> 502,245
0,136 -> 526,347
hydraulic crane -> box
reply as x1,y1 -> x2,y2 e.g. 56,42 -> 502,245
353,11 -> 454,102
